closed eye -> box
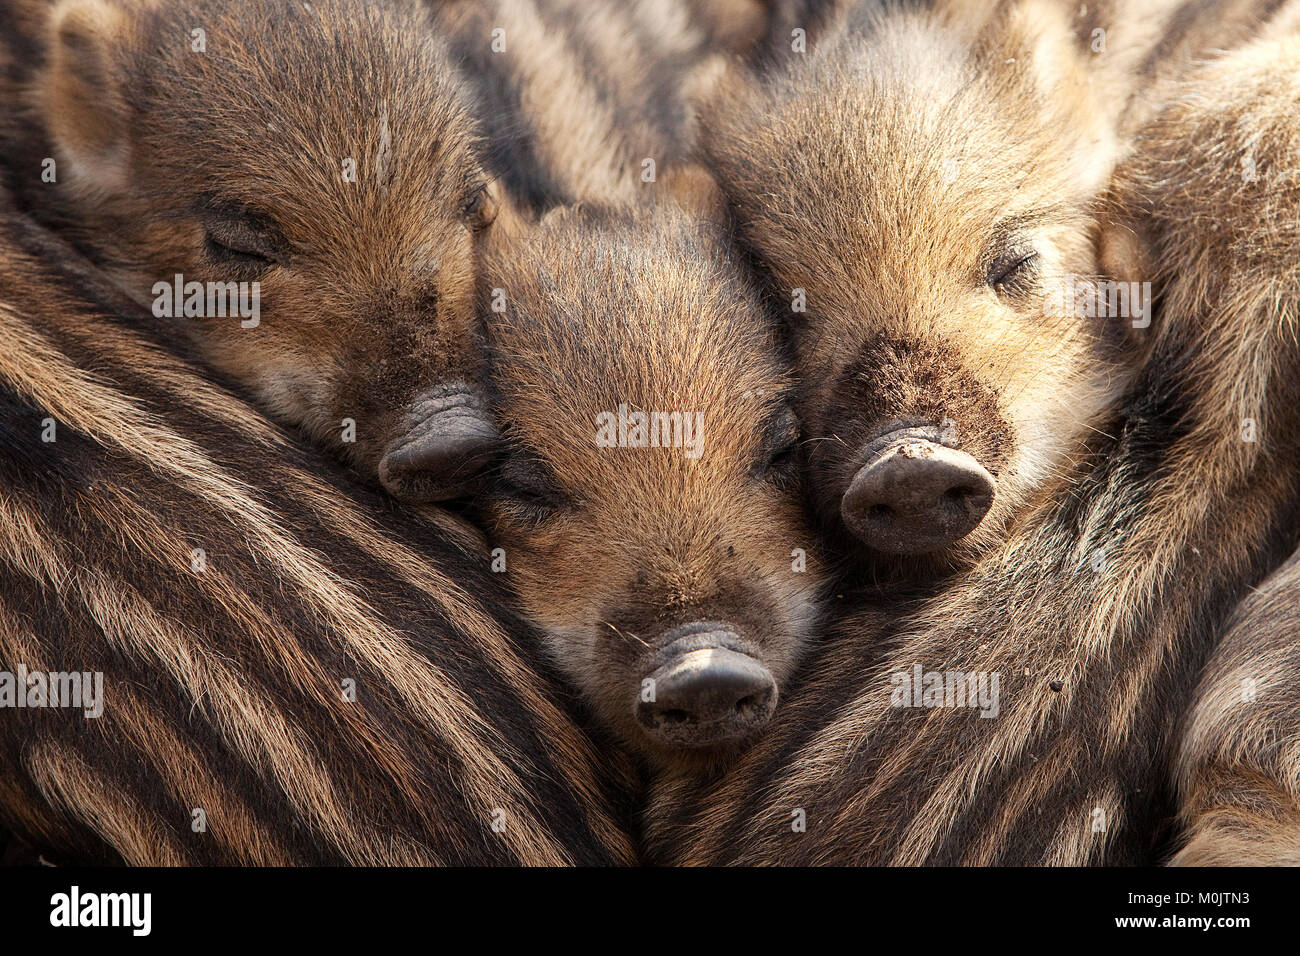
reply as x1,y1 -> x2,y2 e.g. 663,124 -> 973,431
203,233 -> 276,274
758,404 -> 801,482
496,453 -> 566,523
986,250 -> 1039,291
199,203 -> 285,278
463,184 -> 498,231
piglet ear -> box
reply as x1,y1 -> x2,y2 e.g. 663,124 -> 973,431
689,0 -> 769,58
41,0 -> 133,192
659,163 -> 728,221
1097,209 -> 1153,283
483,178 -> 535,248
689,51 -> 762,129
1096,210 -> 1158,345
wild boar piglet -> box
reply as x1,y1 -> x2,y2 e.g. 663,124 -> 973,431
35,0 -> 499,500
702,0 -> 1149,571
478,201 -> 824,770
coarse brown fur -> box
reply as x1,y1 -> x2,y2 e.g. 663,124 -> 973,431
642,0 -> 1300,864
475,199 -> 826,774
0,192 -> 637,866
8,0 -> 508,503
1172,542 -> 1300,866
430,0 -> 730,219
432,0 -> 817,773
715,0 -> 851,63
699,0 -> 1153,575
3,0 -> 733,504
726,0 -> 1262,81
700,0 -> 1299,574
1156,14 -> 1300,866
0,0 -> 763,860
683,0 -> 771,55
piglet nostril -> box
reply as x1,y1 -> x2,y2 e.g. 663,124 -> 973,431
383,423 -> 496,478
841,437 -> 995,554
635,646 -> 777,748
378,384 -> 500,502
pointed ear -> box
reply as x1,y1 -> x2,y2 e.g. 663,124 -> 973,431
1097,209 -> 1159,345
689,54 -> 762,134
41,0 -> 133,191
1098,221 -> 1150,282
536,203 -> 572,230
659,163 -> 728,221
480,177 -> 531,246
691,0 -> 768,57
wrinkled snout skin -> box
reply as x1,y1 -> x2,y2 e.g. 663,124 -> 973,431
488,486 -> 822,771
698,6 -> 1143,573
802,335 -> 1017,568
378,384 -> 500,502
841,427 -> 996,554
635,625 -> 778,750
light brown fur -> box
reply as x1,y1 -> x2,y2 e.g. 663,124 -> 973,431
1155,19 -> 1300,866
15,0 -> 734,504
644,0 -> 1300,864
476,199 -> 826,773
1173,543 -> 1300,865
0,195 -> 637,865
700,0 -> 1151,573
431,0 -> 728,217
21,0 -> 501,502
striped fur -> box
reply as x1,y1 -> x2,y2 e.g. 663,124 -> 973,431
1172,543 -> 1300,865
433,2 -> 825,771
1160,12 -> 1300,867
430,0 -> 731,221
716,0 -> 853,63
6,0 -> 504,503
0,195 -> 637,865
0,0 -> 731,864
644,0 -> 1300,864
696,0 -> 1300,573
684,0 -> 770,54
724,0 -> 1291,105
699,0 -> 1146,577
1,0 -> 731,505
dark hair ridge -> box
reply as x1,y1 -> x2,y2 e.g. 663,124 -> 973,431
645,0 -> 1300,865
0,0 -> 1295,867
0,192 -> 638,865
